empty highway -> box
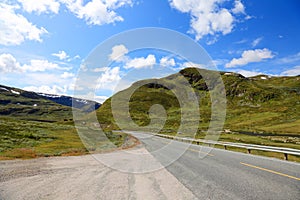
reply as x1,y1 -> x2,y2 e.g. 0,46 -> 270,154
131,131 -> 300,200
0,131 -> 299,200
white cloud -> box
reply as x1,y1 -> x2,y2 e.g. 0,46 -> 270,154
0,53 -> 22,73
23,85 -> 67,95
209,59 -> 228,67
0,0 -> 133,46
0,53 -> 77,96
52,50 -> 69,60
20,71 -> 76,96
251,37 -> 263,47
191,8 -> 234,41
232,0 -> 245,14
79,63 -> 88,72
24,85 -> 108,103
160,57 -> 176,67
25,72 -> 76,92
181,61 -> 205,69
234,69 -> 262,77
18,0 -> 60,14
22,59 -> 68,72
0,3 -> 48,46
23,84 -> 108,103
96,67 -> 121,89
235,39 -> 247,44
169,0 -> 246,41
61,72 -> 75,79
109,44 -> 157,70
226,48 -> 274,68
109,44 -> 128,61
0,53 -> 69,72
245,15 -> 252,20
74,55 -> 81,59
277,52 -> 300,64
281,66 -> 300,76
60,0 -> 133,25
206,36 -> 219,45
68,82 -> 84,92
24,73 -> 67,86
93,67 -> 109,72
124,54 -> 156,69
93,95 -> 109,103
66,54 -> 81,62
77,92 -> 108,103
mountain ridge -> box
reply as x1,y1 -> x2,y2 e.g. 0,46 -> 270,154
0,84 -> 129,160
0,84 -> 101,116
96,67 -> 300,149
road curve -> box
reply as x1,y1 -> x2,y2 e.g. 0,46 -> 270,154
0,131 -> 299,200
131,131 -> 300,200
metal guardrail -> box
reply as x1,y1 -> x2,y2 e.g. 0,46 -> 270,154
155,134 -> 300,161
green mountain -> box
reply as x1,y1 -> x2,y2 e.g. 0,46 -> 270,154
0,85 -> 73,122
0,85 -> 125,160
0,84 -> 101,121
96,68 -> 300,149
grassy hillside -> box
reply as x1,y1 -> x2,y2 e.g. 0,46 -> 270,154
0,85 -> 128,160
96,68 -> 300,152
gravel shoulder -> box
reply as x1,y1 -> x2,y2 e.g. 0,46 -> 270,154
0,144 -> 196,200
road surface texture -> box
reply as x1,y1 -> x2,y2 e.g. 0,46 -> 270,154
132,132 -> 300,200
0,146 -> 196,200
0,131 -> 299,199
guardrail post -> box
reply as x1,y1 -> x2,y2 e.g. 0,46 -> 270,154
284,153 -> 288,160
247,149 -> 251,154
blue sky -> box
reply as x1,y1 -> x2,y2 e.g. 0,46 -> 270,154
0,0 -> 300,103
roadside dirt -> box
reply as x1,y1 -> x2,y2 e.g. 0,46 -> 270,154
0,145 -> 196,200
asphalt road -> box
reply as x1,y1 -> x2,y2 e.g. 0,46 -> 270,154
130,131 -> 300,200
1,131 -> 299,200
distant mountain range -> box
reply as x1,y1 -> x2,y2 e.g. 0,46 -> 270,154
0,84 -> 101,121
0,85 -> 129,160
38,93 -> 101,112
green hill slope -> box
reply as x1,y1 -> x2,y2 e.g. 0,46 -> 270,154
0,85 -> 125,159
96,68 -> 300,150
0,85 -> 73,122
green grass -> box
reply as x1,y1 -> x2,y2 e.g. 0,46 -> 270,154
2,68 -> 299,160
0,117 -> 84,159
0,117 -> 129,160
0,85 -> 131,160
96,68 -> 300,161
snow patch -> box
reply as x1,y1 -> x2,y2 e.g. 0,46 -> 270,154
75,99 -> 88,104
0,87 -> 9,91
11,90 -> 20,95
39,93 -> 61,98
